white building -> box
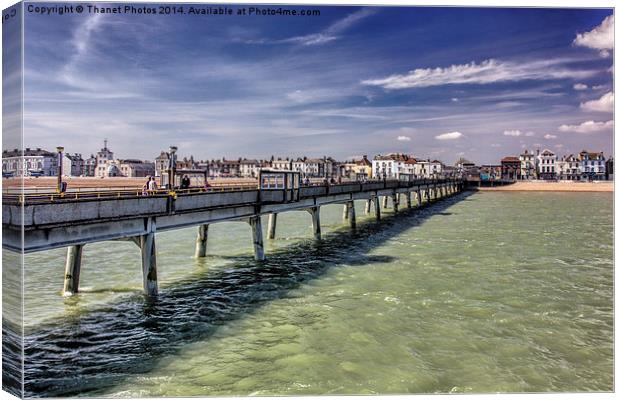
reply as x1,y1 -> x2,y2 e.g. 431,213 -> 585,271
519,150 -> 536,180
239,159 -> 262,178
62,153 -> 85,177
95,140 -> 115,178
304,158 -> 326,177
557,154 -> 580,180
2,147 -> 58,177
372,153 -> 410,179
271,158 -> 291,171
537,149 -> 557,180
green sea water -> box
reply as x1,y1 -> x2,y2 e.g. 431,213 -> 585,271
14,191 -> 614,396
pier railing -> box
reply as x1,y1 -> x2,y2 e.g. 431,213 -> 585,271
2,178 -> 456,205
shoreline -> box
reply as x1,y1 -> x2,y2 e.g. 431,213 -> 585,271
475,181 -> 613,192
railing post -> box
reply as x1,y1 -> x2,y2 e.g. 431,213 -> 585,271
63,244 -> 84,296
195,224 -> 209,257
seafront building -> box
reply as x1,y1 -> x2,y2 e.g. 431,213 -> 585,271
519,150 -> 536,180
500,156 -> 520,180
342,155 -> 372,180
62,153 -> 85,177
92,141 -> 154,178
536,149 -> 557,181
2,148 -> 58,177
2,140 -> 612,183
578,150 -> 606,180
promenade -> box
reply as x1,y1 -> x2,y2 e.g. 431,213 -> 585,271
476,180 -> 613,192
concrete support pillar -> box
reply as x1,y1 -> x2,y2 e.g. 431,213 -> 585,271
140,231 -> 158,297
374,196 -> 381,221
365,199 -> 372,214
249,216 -> 266,261
267,213 -> 277,240
63,244 -> 84,296
308,207 -> 321,240
392,194 -> 399,213
347,201 -> 356,229
342,203 -> 350,220
417,190 -> 422,206
382,195 -> 389,209
194,224 -> 209,257
405,192 -> 412,209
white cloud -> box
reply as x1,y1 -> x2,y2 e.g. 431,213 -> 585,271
573,15 -> 614,58
435,131 -> 463,140
573,83 -> 588,91
580,92 -> 614,113
397,135 -> 411,141
503,129 -> 522,137
361,58 -> 597,90
258,8 -> 374,46
451,97 -> 459,102
490,143 -> 501,148
558,120 -> 614,134
544,134 -> 557,139
593,85 -> 607,90
524,131 -> 535,137
554,144 -> 564,149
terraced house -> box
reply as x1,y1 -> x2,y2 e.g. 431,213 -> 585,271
537,149 -> 557,180
579,151 -> 606,181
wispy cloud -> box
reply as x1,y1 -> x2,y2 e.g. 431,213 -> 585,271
397,135 -> 411,141
361,58 -> 598,90
544,134 -> 557,139
435,131 -> 463,140
503,129 -> 522,137
558,120 -> 613,133
249,8 -> 374,46
573,15 -> 614,58
580,92 -> 614,113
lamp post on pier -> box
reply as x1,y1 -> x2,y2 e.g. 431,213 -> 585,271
56,146 -> 64,193
168,146 -> 178,189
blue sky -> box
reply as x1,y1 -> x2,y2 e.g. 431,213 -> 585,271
16,4 -> 614,164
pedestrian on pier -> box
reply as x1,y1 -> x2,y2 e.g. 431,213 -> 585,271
147,176 -> 158,194
180,175 -> 191,190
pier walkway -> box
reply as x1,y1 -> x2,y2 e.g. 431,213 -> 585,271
2,178 -> 464,296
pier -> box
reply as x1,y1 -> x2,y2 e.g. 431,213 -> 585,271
2,176 -> 464,297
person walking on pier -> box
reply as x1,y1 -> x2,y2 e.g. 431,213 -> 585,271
180,175 -> 191,190
147,176 -> 158,194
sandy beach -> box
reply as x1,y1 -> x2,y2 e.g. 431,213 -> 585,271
477,181 -> 613,192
